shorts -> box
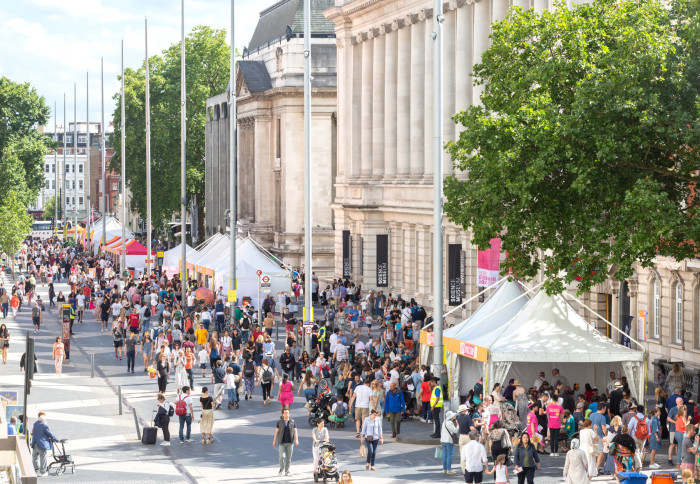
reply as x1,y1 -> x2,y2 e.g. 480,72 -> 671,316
355,406 -> 370,422
114,341 -> 123,348
351,321 -> 359,329
200,363 -> 206,370
78,305 -> 85,312
464,471 -> 483,483
32,317 -> 40,325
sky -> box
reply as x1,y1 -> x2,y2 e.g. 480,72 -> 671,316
0,0 -> 277,130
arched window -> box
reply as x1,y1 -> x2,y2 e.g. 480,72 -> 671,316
675,283 -> 683,343
653,280 -> 660,338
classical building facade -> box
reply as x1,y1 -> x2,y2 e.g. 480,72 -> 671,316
205,0 -> 337,273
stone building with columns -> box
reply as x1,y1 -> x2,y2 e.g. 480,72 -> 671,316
324,0 -> 544,316
205,0 -> 338,273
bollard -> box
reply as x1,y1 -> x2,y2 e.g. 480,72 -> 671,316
133,408 -> 141,441
118,385 -> 123,415
91,354 -> 95,378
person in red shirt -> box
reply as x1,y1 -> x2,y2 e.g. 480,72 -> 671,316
546,397 -> 564,456
418,374 -> 433,423
128,308 -> 141,333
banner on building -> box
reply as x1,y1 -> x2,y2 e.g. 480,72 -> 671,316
637,310 -> 647,341
621,315 -> 633,348
342,230 -> 352,278
477,238 -> 501,287
448,244 -> 463,306
376,234 -> 388,287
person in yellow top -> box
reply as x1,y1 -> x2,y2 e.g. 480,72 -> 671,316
429,377 -> 443,439
194,323 -> 209,353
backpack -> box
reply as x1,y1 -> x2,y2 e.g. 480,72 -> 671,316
411,306 -> 420,321
144,307 -> 151,318
634,416 -> 649,440
327,309 -> 335,321
335,402 -> 347,419
167,402 -> 174,417
262,367 -> 273,384
175,395 -> 187,416
241,317 -> 251,330
244,361 -> 255,378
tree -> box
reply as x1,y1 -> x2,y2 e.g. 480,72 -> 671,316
0,191 -> 33,259
111,26 -> 230,234
445,0 -> 700,294
0,77 -> 52,207
43,194 -> 62,222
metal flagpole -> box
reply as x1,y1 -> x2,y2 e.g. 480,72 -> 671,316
122,38 -> 128,276
101,58 -> 106,248
73,84 -> 78,239
54,101 -> 58,234
180,0 -> 187,303
86,72 -> 91,251
229,0 -> 237,303
432,0 -> 445,377
303,0 -> 312,352
62,93 -> 66,229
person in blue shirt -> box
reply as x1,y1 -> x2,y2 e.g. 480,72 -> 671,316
666,388 -> 688,410
589,402 -> 608,472
6,416 -> 17,436
384,381 -> 406,437
31,412 -> 59,477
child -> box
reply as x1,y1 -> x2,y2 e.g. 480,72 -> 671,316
224,366 -> 238,409
198,347 -> 208,377
484,454 -> 509,484
681,469 -> 695,484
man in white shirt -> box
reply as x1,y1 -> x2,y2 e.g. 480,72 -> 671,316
389,362 -> 400,384
349,380 -> 372,437
461,430 -> 487,484
111,301 -> 123,322
76,292 -> 86,323
333,341 -> 348,364
186,292 -> 195,312
551,368 -> 568,387
329,330 -> 339,356
533,371 -> 546,389
176,385 -> 195,443
606,371 -> 620,396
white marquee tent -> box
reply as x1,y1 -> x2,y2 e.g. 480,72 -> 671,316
90,216 -> 135,254
162,243 -> 195,276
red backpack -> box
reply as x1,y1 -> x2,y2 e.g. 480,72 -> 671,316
634,416 -> 649,440
175,395 -> 188,416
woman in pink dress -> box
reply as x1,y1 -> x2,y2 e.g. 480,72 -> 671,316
277,373 -> 295,411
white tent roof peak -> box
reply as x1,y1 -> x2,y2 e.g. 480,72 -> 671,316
478,290 -> 644,363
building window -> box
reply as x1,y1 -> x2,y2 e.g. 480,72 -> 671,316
79,180 -> 83,189
52,180 -> 55,189
653,280 -> 660,338
79,164 -> 83,173
65,135 -> 73,144
675,283 -> 683,343
78,196 -> 83,206
112,184 -> 118,191
45,180 -> 49,189
78,135 -> 88,144
52,164 -> 55,173
45,164 -> 50,172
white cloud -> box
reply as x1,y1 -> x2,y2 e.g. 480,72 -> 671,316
0,0 -> 278,125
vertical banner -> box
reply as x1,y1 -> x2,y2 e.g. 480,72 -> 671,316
448,244 -> 462,306
460,249 -> 467,298
376,234 -> 389,287
477,238 -> 501,287
620,315 -> 633,348
637,309 -> 647,341
342,230 -> 351,278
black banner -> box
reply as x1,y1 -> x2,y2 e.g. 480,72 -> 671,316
376,234 -> 388,287
620,315 -> 633,348
448,244 -> 463,306
342,230 -> 351,278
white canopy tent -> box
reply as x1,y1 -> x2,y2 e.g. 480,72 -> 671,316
470,290 -> 646,403
162,243 -> 195,276
90,216 -> 135,254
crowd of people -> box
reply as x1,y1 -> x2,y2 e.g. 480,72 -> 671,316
4,236 -> 700,483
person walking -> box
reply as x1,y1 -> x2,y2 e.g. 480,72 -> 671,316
440,411 -> 458,474
174,349 -> 187,393
141,332 -> 153,374
30,412 -> 59,477
257,358 -> 274,405
349,378 -> 372,439
579,419 -> 599,479
385,381 -> 405,438
273,408 -> 299,477
461,430 -> 488,484
513,432 -> 541,484
211,360 -> 226,410
628,404 -> 650,467
360,408 -> 384,471
277,373 -> 295,411
199,386 -> 215,444
1,323 -> 10,364
563,438 -> 588,483
312,419 -> 330,471
156,353 -> 169,393
31,301 -> 42,334
429,377 -> 444,439
125,332 -> 138,373
649,407 -> 662,469
546,396 -> 564,456
175,386 -> 194,444
52,337 -> 64,376
155,393 -> 172,446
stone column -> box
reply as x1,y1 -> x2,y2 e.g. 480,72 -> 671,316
409,16 -> 425,178
351,37 -> 362,178
361,35 -> 374,178
443,8 -> 456,176
493,0 -> 510,22
396,20 -> 411,177
372,30 -> 385,179
423,10 -> 434,179
336,37 -> 348,178
455,3 -> 473,115
384,24 -> 398,178
472,0 -> 491,105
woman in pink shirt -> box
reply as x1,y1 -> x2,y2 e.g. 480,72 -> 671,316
546,399 -> 564,456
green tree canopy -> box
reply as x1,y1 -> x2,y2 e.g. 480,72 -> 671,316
0,191 -> 33,257
0,77 -> 52,206
445,0 -> 700,294
111,26 -> 230,232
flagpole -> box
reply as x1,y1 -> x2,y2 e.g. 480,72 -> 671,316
122,38 -> 128,276
86,72 -> 91,251
432,0 -> 445,376
54,101 -> 58,234
229,0 -> 237,302
303,0 -> 312,352
63,93 -> 66,229
73,83 -> 78,238
180,0 -> 187,303
101,58 -> 107,248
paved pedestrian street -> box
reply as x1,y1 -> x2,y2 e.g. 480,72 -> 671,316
0,274 -> 681,483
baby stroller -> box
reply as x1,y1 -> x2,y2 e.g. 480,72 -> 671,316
47,439 -> 75,475
308,384 -> 335,427
500,402 -> 524,437
313,442 -> 339,483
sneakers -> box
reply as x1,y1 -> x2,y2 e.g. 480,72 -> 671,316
285,472 -> 292,477
37,472 -> 49,477
179,441 -> 185,444
549,453 -> 555,457
160,441 -> 170,446
649,463 -> 660,469
445,470 -> 456,475
185,439 -> 193,443
278,471 -> 284,476
419,418 -> 426,423
554,453 -> 560,457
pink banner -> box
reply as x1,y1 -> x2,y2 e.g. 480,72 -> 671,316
477,238 -> 502,287
460,342 -> 478,359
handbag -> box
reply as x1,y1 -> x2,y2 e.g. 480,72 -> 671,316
360,444 -> 366,458
435,445 -> 443,459
501,431 -> 511,449
447,427 -> 459,445
588,443 -> 600,455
